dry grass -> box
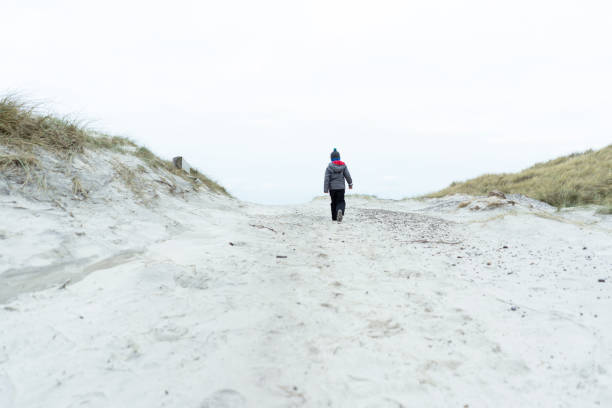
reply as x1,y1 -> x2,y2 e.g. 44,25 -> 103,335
189,168 -> 229,195
133,146 -> 229,195
113,161 -> 145,200
427,145 -> 612,208
87,134 -> 137,151
71,176 -> 88,198
0,97 -> 88,155
0,154 -> 40,187
0,96 -> 231,197
0,154 -> 39,170
0,96 -> 138,155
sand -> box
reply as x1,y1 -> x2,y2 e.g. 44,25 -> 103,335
1,188 -> 611,407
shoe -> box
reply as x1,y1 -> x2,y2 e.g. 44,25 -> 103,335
337,209 -> 343,223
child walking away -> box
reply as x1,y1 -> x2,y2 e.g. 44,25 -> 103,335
324,148 -> 353,222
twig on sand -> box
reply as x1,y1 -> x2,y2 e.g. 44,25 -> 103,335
58,279 -> 71,290
249,224 -> 277,233
154,178 -> 176,192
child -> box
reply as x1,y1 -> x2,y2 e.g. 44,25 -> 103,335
323,148 -> 353,222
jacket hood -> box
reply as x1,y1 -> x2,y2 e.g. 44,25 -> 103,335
328,161 -> 346,173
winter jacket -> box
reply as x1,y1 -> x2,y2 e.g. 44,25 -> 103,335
324,160 -> 353,193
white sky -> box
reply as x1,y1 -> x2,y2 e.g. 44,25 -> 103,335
2,0 -> 611,204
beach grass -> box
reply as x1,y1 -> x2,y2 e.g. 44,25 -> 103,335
427,145 -> 611,208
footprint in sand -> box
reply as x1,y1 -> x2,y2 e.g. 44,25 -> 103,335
200,389 -> 246,408
366,319 -> 403,338
152,323 -> 189,342
174,265 -> 210,289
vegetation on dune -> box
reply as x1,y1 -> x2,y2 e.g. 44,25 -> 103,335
0,97 -> 89,154
0,96 -> 230,196
132,146 -> 229,195
189,168 -> 230,196
0,154 -> 39,170
427,145 -> 612,208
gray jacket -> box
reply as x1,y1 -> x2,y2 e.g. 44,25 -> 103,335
324,161 -> 353,193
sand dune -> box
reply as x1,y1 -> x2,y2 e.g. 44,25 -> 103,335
1,191 -> 611,407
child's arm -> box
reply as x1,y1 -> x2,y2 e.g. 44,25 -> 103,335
324,167 -> 331,193
344,167 -> 353,189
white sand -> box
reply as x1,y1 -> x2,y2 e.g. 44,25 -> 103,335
1,182 -> 611,407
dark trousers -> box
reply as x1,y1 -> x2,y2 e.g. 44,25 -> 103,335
329,189 -> 346,220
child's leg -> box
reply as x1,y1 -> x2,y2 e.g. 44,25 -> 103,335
337,189 -> 346,214
330,191 -> 337,220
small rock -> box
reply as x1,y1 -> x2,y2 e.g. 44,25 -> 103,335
58,279 -> 71,290
502,245 -> 508,249
511,306 -> 517,311
229,242 -> 234,246
583,246 -> 587,250
598,279 -> 606,283
276,255 -> 288,259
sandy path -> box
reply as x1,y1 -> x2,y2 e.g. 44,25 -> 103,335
1,197 -> 611,407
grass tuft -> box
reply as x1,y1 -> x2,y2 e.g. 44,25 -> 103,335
0,96 -> 88,155
0,154 -> 39,169
190,168 -> 230,195
71,176 -> 88,198
87,134 -> 137,151
427,145 -> 612,208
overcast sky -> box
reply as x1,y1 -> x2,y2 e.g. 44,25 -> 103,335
2,0 -> 611,204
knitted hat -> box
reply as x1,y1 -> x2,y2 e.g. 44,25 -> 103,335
330,148 -> 340,161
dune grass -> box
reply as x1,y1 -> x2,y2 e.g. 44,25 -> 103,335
133,145 -> 229,195
427,145 -> 612,208
189,168 -> 229,196
0,154 -> 39,170
0,97 -> 89,154
0,96 -> 230,196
